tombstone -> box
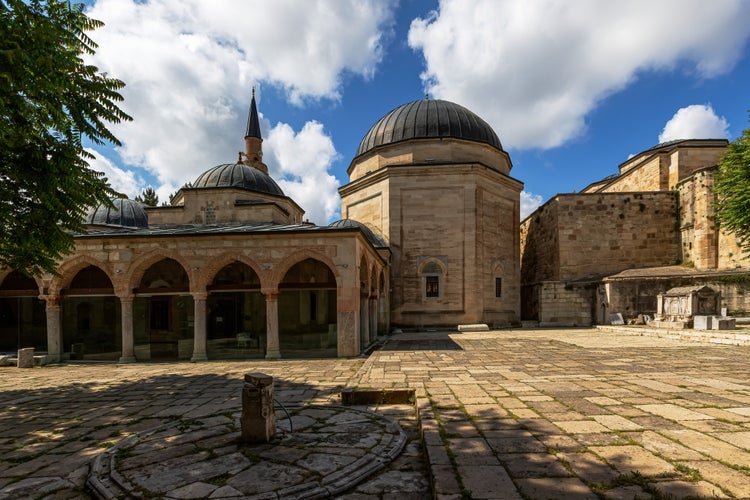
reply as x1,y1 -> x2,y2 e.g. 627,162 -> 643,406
610,313 -> 625,325
721,307 -> 728,317
17,348 -> 34,368
654,286 -> 720,328
240,372 -> 275,443
712,317 -> 736,330
693,315 -> 712,330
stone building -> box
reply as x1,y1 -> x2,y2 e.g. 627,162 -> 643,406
0,95 -> 521,361
521,139 -> 750,326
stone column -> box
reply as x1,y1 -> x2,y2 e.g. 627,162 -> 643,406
44,296 -> 62,363
119,295 -> 136,363
369,296 -> 378,342
337,286 -> 359,356
264,290 -> 280,359
191,292 -> 208,362
359,291 -> 369,349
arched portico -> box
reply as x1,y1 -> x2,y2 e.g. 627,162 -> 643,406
206,261 -> 266,359
132,258 -> 193,361
0,271 -> 46,353
278,258 -> 338,358
60,265 -> 121,361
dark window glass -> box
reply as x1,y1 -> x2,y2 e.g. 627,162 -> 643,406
426,276 -> 439,297
495,277 -> 502,298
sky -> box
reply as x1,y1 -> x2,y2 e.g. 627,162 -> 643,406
82,0 -> 750,225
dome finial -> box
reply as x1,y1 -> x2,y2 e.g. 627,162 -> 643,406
252,86 -> 255,99
425,92 -> 429,100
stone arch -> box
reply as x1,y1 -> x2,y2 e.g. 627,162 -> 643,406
277,257 -> 338,357
201,253 -> 266,292
123,249 -> 193,296
418,257 -> 447,276
369,263 -> 378,295
271,249 -> 341,290
0,270 -> 43,295
49,255 -> 113,297
418,257 -> 446,300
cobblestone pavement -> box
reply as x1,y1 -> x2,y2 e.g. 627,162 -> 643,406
1,328 -> 750,499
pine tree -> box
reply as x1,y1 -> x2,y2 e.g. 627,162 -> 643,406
135,187 -> 159,207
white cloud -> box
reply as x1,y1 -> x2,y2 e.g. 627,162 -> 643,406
408,0 -> 750,150
83,0 -> 393,202
520,190 -> 543,219
265,121 -> 341,225
86,148 -> 144,198
659,105 -> 730,142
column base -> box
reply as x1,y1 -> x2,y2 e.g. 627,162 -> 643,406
190,354 -> 208,362
265,350 -> 281,359
118,356 -> 137,364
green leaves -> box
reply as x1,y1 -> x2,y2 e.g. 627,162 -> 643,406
715,115 -> 750,254
0,0 -> 132,275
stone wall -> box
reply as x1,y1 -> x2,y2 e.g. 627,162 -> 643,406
605,275 -> 750,320
604,155 -> 666,192
527,282 -> 594,326
521,192 -> 679,285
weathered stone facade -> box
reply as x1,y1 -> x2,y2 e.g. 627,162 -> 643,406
522,139 -> 750,325
342,136 -> 522,328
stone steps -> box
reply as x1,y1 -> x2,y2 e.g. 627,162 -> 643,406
596,325 -> 750,346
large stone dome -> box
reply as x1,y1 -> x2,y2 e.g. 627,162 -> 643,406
355,99 -> 503,158
86,198 -> 148,228
193,163 -> 284,197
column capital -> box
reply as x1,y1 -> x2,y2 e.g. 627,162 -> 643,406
117,294 -> 135,304
192,291 -> 208,301
42,295 -> 61,308
262,289 -> 280,300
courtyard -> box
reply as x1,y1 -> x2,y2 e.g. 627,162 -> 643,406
1,328 -> 749,499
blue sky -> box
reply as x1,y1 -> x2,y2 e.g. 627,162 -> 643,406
83,0 -> 750,224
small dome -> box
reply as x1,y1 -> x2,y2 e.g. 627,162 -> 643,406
86,198 -> 148,228
329,219 -> 387,248
355,99 -> 503,158
193,163 -> 284,197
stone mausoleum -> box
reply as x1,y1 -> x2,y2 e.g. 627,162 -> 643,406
0,93 -> 522,361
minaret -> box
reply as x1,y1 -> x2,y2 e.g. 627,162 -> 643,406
243,88 -> 268,174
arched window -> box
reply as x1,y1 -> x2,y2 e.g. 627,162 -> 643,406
420,260 -> 444,299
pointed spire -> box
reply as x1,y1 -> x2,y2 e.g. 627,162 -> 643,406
245,87 -> 262,139
243,86 -> 268,174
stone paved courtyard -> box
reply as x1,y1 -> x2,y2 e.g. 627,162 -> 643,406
2,328 -> 750,499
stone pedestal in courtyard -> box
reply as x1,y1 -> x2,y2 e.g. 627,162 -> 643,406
240,372 -> 275,443
17,348 -> 34,368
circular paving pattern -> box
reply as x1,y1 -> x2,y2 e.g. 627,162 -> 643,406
87,405 -> 406,499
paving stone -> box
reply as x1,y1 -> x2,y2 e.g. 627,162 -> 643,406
653,479 -> 729,499
431,464 -> 462,495
623,430 -> 705,460
592,415 -> 643,431
589,445 -> 674,476
635,403 -> 715,421
679,459 -> 750,498
558,452 -> 618,484
167,481 -> 218,499
501,452 -> 571,478
457,465 -> 521,499
554,420 -> 610,434
514,477 -> 598,499
602,485 -> 652,499
662,428 -> 750,466
447,438 -> 499,465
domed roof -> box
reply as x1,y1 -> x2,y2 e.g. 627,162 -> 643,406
85,198 -> 148,228
328,219 -> 387,248
355,99 -> 503,158
193,163 -> 284,197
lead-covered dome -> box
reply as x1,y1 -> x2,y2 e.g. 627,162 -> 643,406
193,163 -> 284,197
355,99 -> 503,158
86,198 -> 148,228
329,219 -> 387,248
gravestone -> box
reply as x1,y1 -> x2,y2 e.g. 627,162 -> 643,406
693,315 -> 712,330
610,313 -> 625,325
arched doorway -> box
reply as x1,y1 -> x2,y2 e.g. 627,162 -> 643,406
61,266 -> 121,360
133,258 -> 192,361
207,262 -> 266,359
278,258 -> 337,358
0,272 -> 46,353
